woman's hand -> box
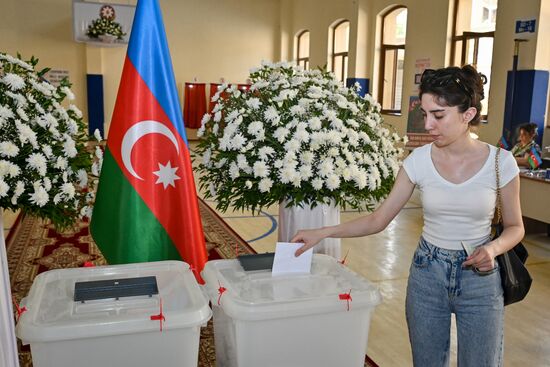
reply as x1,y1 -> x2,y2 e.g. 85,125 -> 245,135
462,243 -> 497,272
291,228 -> 328,257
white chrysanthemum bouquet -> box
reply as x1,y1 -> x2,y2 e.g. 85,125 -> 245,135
0,52 -> 102,228
195,62 -> 407,213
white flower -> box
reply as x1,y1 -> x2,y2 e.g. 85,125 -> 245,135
16,107 -> 29,121
1,73 -> 25,91
247,121 -> 265,140
325,174 -> 341,190
232,133 -> 247,150
264,106 -> 279,123
0,179 -> 8,197
229,162 -> 240,179
61,86 -> 75,100
258,178 -> 273,192
311,177 -> 324,190
253,161 -> 269,178
273,127 -> 290,143
92,128 -> 102,142
55,156 -> 68,170
42,145 -> 53,158
29,186 -> 49,207
308,117 -> 322,130
14,181 -> 24,196
300,151 -> 314,164
258,146 -> 275,160
293,129 -> 309,143
26,153 -> 47,176
290,105 -> 306,116
91,162 -> 100,176
16,120 -> 38,147
209,183 -> 217,197
95,146 -> 103,160
284,139 -> 301,152
318,158 -> 334,177
63,136 -> 77,158
77,169 -> 88,188
43,177 -> 52,191
61,182 -> 76,199
0,105 -> 15,122
279,166 -> 298,184
299,165 -> 313,180
0,141 -> 19,157
68,104 -> 83,118
246,98 -> 262,110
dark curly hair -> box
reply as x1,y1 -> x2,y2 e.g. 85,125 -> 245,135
518,122 -> 538,136
419,65 -> 486,126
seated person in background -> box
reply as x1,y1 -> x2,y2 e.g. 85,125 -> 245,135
511,122 -> 542,168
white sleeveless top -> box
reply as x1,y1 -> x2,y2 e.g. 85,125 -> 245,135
402,143 -> 519,250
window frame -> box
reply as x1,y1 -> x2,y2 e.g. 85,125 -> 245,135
296,30 -> 310,70
331,20 -> 350,82
450,0 -> 497,121
378,5 -> 407,115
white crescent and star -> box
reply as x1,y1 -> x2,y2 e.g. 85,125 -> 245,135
120,120 -> 181,189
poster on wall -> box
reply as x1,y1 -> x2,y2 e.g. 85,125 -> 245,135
73,1 -> 135,45
405,96 -> 435,148
413,58 -> 431,91
43,69 -> 70,87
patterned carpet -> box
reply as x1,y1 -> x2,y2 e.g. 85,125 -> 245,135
6,199 -> 377,367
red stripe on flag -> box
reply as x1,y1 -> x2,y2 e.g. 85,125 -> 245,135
107,56 -> 207,281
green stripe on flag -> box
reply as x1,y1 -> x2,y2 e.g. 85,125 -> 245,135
90,148 -> 181,264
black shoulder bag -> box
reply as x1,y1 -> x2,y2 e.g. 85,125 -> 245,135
494,147 -> 532,306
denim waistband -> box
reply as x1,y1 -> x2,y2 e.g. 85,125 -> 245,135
418,236 -> 469,263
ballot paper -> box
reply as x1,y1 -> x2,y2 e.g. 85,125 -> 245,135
272,242 -> 313,277
461,241 -> 476,256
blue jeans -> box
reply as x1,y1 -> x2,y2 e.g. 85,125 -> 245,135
406,237 -> 504,367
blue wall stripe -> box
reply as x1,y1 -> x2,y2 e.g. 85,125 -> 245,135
86,74 -> 104,137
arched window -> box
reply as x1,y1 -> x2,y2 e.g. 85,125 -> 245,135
330,20 -> 349,82
379,6 -> 407,114
451,0 -> 497,119
296,30 -> 310,70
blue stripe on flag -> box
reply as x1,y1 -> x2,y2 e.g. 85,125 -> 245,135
126,0 -> 189,145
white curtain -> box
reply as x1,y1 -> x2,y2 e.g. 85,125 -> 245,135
0,213 -> 20,367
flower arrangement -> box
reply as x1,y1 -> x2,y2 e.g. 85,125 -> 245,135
0,52 -> 102,228
195,61 -> 407,213
86,5 -> 126,40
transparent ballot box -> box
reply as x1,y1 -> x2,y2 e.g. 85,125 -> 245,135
16,261 -> 211,367
202,254 -> 381,367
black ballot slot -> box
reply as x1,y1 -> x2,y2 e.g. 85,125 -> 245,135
237,253 -> 275,271
74,276 -> 159,303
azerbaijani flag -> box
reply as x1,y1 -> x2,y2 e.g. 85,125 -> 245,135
497,136 -> 509,150
527,145 -> 543,169
90,0 -> 208,282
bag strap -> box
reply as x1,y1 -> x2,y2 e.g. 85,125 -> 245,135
495,147 -> 502,224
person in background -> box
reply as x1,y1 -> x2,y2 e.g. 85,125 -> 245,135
511,122 -> 542,168
292,65 -> 524,366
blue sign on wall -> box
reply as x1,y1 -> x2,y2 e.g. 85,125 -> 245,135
515,19 -> 536,33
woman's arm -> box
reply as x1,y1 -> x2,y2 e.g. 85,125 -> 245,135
293,167 -> 416,256
515,154 -> 529,168
463,175 -> 525,271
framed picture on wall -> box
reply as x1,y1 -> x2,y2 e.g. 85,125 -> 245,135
72,1 -> 135,45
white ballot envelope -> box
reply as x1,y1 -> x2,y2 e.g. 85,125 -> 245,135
272,242 -> 313,277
